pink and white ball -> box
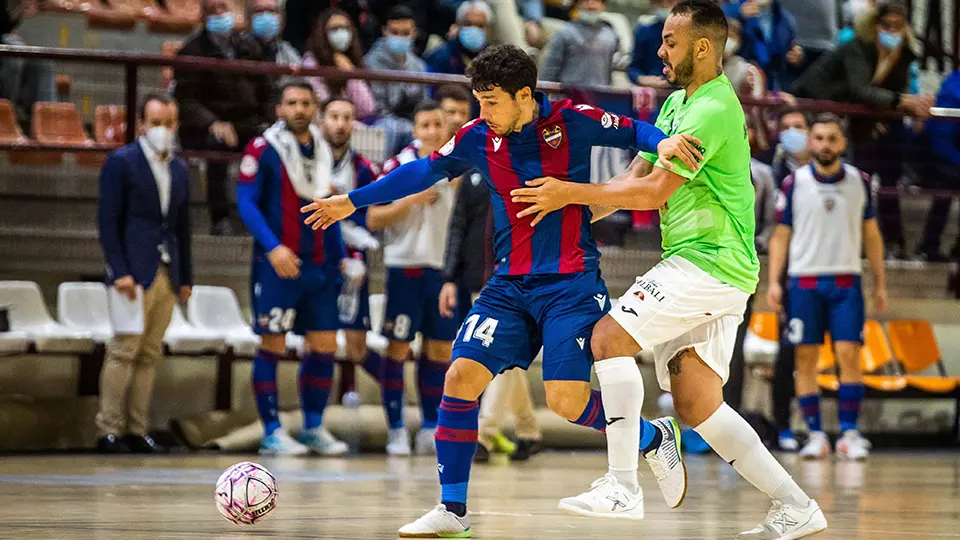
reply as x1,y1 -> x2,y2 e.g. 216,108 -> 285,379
214,462 -> 278,525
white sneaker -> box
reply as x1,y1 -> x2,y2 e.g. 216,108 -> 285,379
835,430 -> 869,461
398,505 -> 471,538
387,427 -> 412,456
299,426 -> 349,456
737,499 -> 828,540
644,416 -> 687,508
798,432 -> 830,460
558,473 -> 644,520
778,435 -> 799,452
260,428 -> 310,456
415,427 -> 437,455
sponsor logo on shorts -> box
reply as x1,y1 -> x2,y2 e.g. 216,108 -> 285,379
620,305 -> 638,317
606,416 -> 625,426
635,278 -> 666,303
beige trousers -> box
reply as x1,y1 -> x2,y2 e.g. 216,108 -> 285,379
95,268 -> 176,437
478,369 -> 541,448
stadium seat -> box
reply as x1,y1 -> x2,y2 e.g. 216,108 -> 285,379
860,320 -> 894,373
743,311 -> 779,364
85,0 -> 137,29
43,0 -> 96,14
144,0 -> 198,33
0,99 -> 28,144
56,282 -> 114,344
186,286 -> 259,357
0,281 -> 95,353
164,0 -> 200,22
887,320 -> 960,393
94,105 -> 126,145
817,333 -> 836,372
32,102 -> 93,145
163,305 -> 227,355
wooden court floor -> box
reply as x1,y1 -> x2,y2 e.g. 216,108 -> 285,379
0,451 -> 958,539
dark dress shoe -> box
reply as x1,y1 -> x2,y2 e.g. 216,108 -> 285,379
510,439 -> 542,461
96,434 -> 131,454
473,443 -> 491,463
123,434 -> 167,454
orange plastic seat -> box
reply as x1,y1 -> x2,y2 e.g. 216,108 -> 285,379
0,99 -> 28,144
904,376 -> 958,394
888,320 -> 943,374
94,105 -> 127,145
32,102 -> 98,167
817,374 -> 839,391
749,312 -> 779,342
85,0 -> 137,30
817,333 -> 836,373
164,0 -> 200,22
862,375 -> 907,392
860,320 -> 894,374
144,0 -> 198,33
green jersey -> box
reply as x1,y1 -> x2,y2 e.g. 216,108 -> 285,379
639,73 -> 759,294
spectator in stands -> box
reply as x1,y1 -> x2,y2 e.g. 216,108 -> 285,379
175,0 -> 274,236
95,93 -> 193,454
365,6 -> 428,154
779,0 -> 837,68
425,1 -> 492,75
302,8 -> 377,121
517,0 -> 546,49
792,0 -> 934,258
0,0 -> 55,125
917,69 -> 960,262
540,0 -> 618,86
723,0 -> 804,91
770,108 -> 811,187
242,0 -> 301,68
627,0 -> 676,88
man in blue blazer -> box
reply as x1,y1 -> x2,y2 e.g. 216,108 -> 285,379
96,92 -> 194,454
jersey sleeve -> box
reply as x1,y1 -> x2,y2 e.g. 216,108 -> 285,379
236,137 -> 282,252
775,174 -> 795,227
639,97 -> 724,181
349,157 -> 379,229
428,119 -> 480,178
565,103 -> 666,153
859,170 -> 875,220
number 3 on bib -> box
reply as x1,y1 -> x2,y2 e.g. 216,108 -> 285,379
458,314 -> 499,347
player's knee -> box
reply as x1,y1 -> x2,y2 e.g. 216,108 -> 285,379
591,315 -> 638,361
425,340 -> 453,363
794,345 -> 821,375
544,385 -> 590,421
259,334 -> 287,355
442,358 -> 490,401
386,341 -> 411,361
304,332 -> 337,354
343,331 -> 367,361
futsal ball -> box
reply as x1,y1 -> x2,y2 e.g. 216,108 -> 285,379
215,462 -> 278,525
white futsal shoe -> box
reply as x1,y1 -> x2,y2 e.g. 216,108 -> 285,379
835,430 -> 870,461
798,432 -> 830,460
299,426 -> 349,456
398,505 -> 471,538
644,416 -> 688,508
737,499 -> 827,540
387,427 -> 412,456
259,429 -> 310,456
558,473 -> 645,520
415,427 -> 438,455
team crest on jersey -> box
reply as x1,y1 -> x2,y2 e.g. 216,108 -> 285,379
824,197 -> 836,211
542,125 -> 563,148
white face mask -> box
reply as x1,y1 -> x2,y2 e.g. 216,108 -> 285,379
145,126 -> 173,155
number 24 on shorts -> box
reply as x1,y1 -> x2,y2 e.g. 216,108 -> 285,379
457,315 -> 499,347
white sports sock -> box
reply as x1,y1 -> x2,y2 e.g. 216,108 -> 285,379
595,356 -> 644,493
695,403 -> 810,507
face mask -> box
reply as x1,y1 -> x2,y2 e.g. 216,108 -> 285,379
386,35 -> 412,56
724,39 -> 740,57
328,28 -> 352,52
458,26 -> 486,52
578,10 -> 602,25
145,126 -> 173,155
780,128 -> 808,154
251,12 -> 280,40
205,12 -> 235,36
654,8 -> 671,20
878,30 -> 903,50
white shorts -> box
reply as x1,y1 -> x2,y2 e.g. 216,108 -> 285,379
609,256 -> 750,392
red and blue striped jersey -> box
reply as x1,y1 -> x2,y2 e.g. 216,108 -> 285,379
428,91 -> 665,276
236,136 -> 346,264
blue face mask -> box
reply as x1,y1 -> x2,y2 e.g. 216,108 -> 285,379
251,12 -> 280,40
578,10 -> 602,25
458,26 -> 486,52
206,12 -> 235,36
386,34 -> 412,56
878,30 -> 903,50
780,128 -> 808,154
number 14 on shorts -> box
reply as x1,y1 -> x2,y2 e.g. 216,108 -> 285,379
457,315 -> 499,347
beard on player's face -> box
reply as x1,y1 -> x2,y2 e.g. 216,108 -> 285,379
813,150 -> 839,167
284,113 -> 311,135
666,47 -> 695,86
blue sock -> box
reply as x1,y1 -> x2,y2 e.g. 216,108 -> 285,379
418,355 -> 447,430
837,383 -> 865,432
252,348 -> 283,435
797,394 -> 822,432
779,428 -> 796,440
383,356 -> 405,429
362,351 -> 383,381
570,390 -> 608,432
436,395 -> 479,517
639,418 -> 662,455
299,352 -> 334,430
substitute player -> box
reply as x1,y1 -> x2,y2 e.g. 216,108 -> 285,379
767,114 -> 888,461
237,80 -> 350,456
366,101 -> 459,456
303,44 -> 700,537
512,2 -> 826,538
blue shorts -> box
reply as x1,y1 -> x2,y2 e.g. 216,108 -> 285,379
452,270 -> 610,382
383,267 -> 458,342
787,275 -> 864,345
250,257 -> 342,336
338,280 -> 371,331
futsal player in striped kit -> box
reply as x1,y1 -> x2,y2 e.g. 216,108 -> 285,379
767,113 -> 888,461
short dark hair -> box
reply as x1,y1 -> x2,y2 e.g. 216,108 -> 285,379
778,107 -> 810,126
385,5 -> 416,23
435,84 -> 472,104
877,0 -> 909,19
278,79 -> 316,105
671,0 -> 728,51
811,112 -> 846,132
138,92 -> 175,119
321,97 -> 356,114
467,44 -> 538,97
413,99 -> 443,117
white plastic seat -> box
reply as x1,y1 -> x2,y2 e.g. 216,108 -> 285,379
163,304 -> 226,355
744,329 -> 780,366
186,286 -> 259,357
0,281 -> 95,353
57,282 -> 114,344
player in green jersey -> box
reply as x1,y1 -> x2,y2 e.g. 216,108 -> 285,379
512,1 -> 826,538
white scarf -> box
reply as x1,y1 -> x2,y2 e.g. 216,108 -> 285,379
263,120 -> 333,200
330,148 -> 357,196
